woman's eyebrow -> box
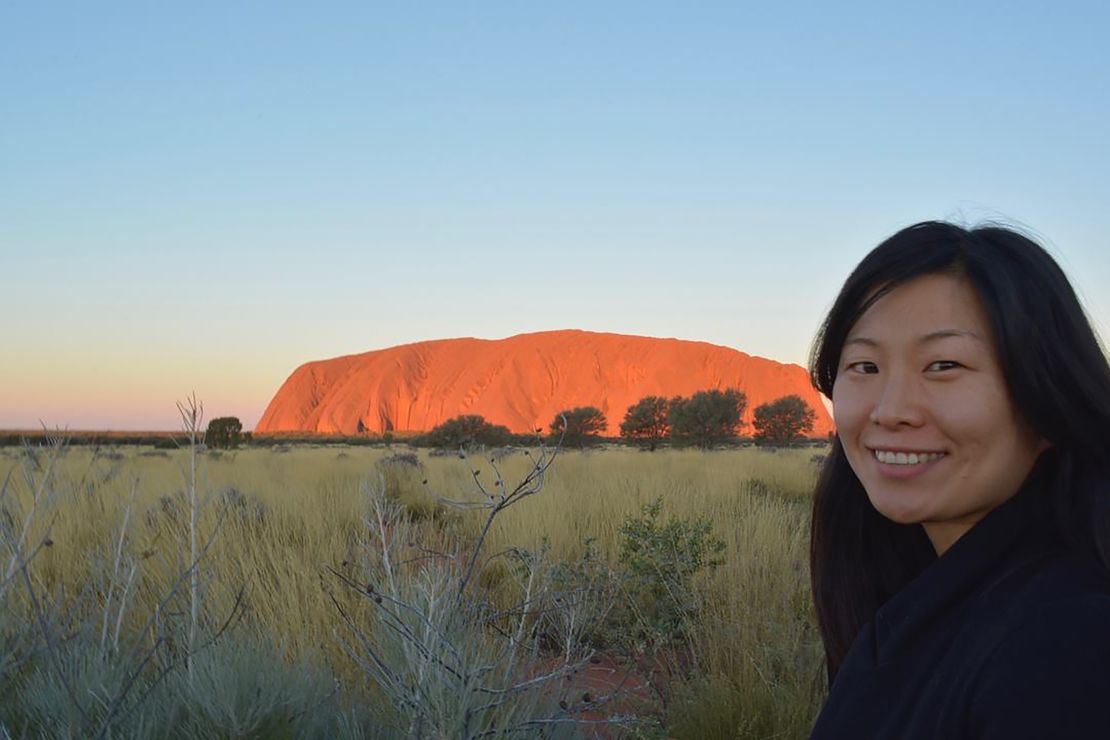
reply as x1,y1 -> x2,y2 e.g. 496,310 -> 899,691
843,330 -> 983,348
919,329 -> 984,344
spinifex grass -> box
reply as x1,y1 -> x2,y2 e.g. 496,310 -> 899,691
0,443 -> 824,738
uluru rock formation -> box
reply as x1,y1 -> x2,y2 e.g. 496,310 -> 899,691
255,330 -> 833,437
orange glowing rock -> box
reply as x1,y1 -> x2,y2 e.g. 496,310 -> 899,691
255,329 -> 833,437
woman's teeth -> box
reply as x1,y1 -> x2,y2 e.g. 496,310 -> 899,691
874,450 -> 945,465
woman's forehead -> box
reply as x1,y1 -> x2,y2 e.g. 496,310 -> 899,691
848,274 -> 992,342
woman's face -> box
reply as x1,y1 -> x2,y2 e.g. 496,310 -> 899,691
832,273 -> 1045,554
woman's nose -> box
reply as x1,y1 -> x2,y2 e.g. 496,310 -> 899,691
869,375 -> 926,428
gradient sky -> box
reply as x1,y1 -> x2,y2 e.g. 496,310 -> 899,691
3,1 -> 1108,430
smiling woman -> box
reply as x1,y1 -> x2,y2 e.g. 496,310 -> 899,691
807,222 -> 1110,739
834,273 -> 1046,555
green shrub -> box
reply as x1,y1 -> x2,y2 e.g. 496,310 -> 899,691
617,498 -> 725,649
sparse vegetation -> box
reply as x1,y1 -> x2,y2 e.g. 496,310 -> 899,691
549,406 -> 608,448
668,388 -> 748,447
0,434 -> 823,738
418,414 -> 513,450
753,395 -> 817,447
617,497 -> 726,649
205,416 -> 243,449
620,396 -> 671,451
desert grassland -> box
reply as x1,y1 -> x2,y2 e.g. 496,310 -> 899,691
0,443 -> 824,738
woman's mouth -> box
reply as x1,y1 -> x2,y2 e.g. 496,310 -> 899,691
872,449 -> 946,465
869,448 -> 947,479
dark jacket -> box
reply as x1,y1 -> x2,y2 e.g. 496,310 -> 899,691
811,489 -> 1110,739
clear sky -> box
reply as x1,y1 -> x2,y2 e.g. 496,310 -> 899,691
3,1 -> 1108,430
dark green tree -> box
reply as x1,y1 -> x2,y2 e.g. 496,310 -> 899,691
549,406 -> 608,448
205,417 -> 243,449
425,415 -> 512,449
667,389 -> 747,447
619,396 -> 671,451
753,395 -> 816,447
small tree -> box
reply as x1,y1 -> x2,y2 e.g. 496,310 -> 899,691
753,395 -> 816,447
549,406 -> 608,448
205,416 -> 242,449
425,415 -> 512,449
619,396 -> 671,451
668,389 -> 747,448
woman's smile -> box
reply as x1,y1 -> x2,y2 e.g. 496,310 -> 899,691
870,449 -> 947,465
868,446 -> 948,478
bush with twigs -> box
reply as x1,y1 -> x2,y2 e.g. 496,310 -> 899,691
329,433 -> 647,737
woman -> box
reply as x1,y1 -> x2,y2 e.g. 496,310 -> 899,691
808,221 -> 1110,738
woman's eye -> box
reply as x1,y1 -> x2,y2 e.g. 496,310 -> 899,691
846,361 -> 878,374
926,360 -> 961,372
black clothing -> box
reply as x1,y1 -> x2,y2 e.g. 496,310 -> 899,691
811,490 -> 1110,739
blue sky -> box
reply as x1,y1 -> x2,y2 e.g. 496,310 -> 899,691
2,1 -> 1108,429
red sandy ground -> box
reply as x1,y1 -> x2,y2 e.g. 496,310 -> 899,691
539,651 -> 693,737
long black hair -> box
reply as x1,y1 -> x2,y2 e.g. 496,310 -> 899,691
809,221 -> 1110,682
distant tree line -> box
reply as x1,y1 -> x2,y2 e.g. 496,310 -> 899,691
618,390 -> 816,449
617,390 -> 816,448
0,432 -> 184,448
614,389 -> 747,449
2,393 -> 815,453
410,389 -> 816,452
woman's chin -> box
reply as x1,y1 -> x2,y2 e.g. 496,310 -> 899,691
866,495 -> 929,526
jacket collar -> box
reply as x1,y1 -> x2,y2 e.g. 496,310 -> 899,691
872,486 -> 1037,664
